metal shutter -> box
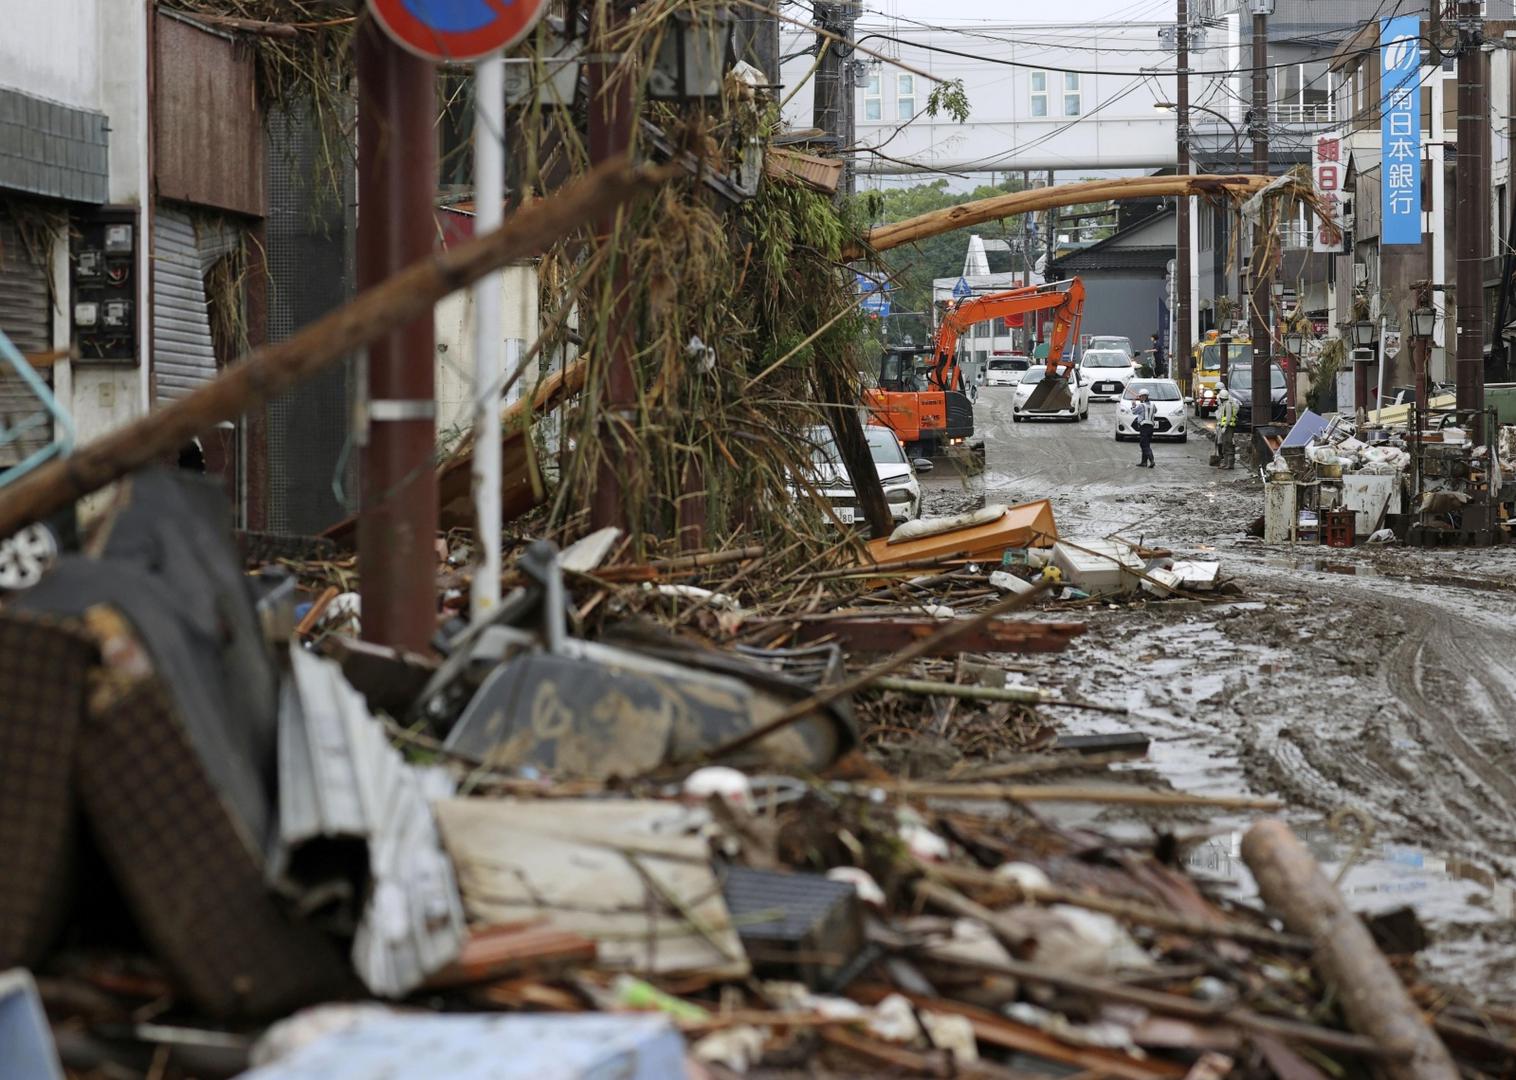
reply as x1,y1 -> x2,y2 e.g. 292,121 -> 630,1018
0,215 -> 53,468
153,207 -> 217,404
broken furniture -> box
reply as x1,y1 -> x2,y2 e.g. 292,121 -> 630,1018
864,500 -> 1058,568
434,541 -> 856,779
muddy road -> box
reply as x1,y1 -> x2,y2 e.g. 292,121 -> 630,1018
921,385 -> 1516,997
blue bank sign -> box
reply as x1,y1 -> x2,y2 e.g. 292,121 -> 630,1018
1380,15 -> 1422,245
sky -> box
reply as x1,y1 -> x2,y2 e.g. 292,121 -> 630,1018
867,0 -> 1173,24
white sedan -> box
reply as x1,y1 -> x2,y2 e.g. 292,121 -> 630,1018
1114,379 -> 1188,442
985,356 -> 1030,386
1079,349 -> 1140,400
865,424 -> 924,522
1012,366 -> 1090,422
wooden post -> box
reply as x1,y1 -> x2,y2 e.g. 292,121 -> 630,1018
0,159 -> 663,540
1241,819 -> 1459,1080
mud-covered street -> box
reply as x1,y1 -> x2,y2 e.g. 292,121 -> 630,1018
920,385 -> 1516,995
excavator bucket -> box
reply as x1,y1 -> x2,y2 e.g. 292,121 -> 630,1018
1022,373 -> 1074,412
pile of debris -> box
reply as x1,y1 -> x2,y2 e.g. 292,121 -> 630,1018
2,472 -> 1511,1079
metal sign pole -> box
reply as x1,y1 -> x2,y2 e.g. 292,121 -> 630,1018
471,54 -> 505,623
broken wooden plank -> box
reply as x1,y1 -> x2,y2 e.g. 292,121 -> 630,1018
423,923 -> 598,989
777,616 -> 1085,654
1241,819 -> 1460,1080
0,157 -> 665,539
870,781 -> 1281,812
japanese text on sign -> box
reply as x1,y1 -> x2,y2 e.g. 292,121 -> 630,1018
1380,15 -> 1422,245
1312,132 -> 1345,253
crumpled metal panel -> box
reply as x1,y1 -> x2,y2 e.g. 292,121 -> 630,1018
275,646 -> 465,998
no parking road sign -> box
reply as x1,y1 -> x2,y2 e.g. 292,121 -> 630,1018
368,0 -> 548,61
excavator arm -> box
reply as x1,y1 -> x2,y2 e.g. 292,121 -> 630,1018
928,278 -> 1086,396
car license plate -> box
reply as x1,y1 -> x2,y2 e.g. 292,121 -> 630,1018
834,506 -> 856,524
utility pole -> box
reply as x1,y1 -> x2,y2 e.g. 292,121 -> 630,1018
1175,0 -> 1192,395
811,0 -> 889,536
1454,0 -> 1487,438
588,1 -> 638,535
356,22 -> 438,652
812,2 -> 859,196
1248,0 -> 1273,434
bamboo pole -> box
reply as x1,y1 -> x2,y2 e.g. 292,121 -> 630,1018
846,174 -> 1283,260
870,674 -> 1128,714
1241,819 -> 1459,1080
0,158 -> 666,539
862,780 -> 1281,811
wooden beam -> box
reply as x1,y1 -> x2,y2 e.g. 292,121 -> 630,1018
846,174 -> 1279,260
0,157 -> 665,539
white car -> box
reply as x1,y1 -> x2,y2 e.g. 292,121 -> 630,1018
1079,349 -> 1140,400
1088,335 -> 1135,359
1012,366 -> 1090,422
800,424 -> 860,526
985,355 -> 1030,386
866,424 -> 923,522
1115,378 -> 1188,442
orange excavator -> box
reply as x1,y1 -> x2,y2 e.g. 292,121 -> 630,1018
865,277 -> 1087,454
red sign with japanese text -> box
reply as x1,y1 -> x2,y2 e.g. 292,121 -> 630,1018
1311,132 -> 1346,253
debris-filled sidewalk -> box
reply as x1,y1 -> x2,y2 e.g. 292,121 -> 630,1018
3,469 -> 1512,1079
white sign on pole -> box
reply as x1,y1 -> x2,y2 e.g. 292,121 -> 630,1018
1311,131 -> 1346,253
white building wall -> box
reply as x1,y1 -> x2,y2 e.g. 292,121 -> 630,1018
779,20 -> 1239,182
0,0 -> 150,454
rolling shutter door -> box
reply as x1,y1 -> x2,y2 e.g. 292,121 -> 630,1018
0,215 -> 52,467
153,207 -> 216,404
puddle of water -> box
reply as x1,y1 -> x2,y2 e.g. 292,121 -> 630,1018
1264,557 -> 1380,577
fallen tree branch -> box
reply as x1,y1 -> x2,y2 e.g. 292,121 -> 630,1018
0,157 -> 667,539
871,674 -> 1128,715
1241,819 -> 1459,1080
847,174 -> 1285,260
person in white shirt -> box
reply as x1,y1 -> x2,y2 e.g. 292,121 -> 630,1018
1133,390 -> 1157,468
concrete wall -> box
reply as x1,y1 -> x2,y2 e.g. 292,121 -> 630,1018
1070,272 -> 1166,359
434,264 -> 541,440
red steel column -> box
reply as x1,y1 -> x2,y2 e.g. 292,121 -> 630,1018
589,1 -> 638,533
356,23 -> 439,651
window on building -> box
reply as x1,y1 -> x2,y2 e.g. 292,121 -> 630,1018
897,74 -> 915,120
1030,71 -> 1048,117
864,73 -> 881,121
1063,72 -> 1081,116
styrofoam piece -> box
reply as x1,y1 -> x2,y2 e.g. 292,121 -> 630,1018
1141,567 -> 1180,597
245,1012 -> 686,1079
1169,560 -> 1221,590
989,570 -> 1035,595
1050,538 -> 1143,596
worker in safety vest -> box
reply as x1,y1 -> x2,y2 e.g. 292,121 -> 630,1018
1215,387 -> 1239,469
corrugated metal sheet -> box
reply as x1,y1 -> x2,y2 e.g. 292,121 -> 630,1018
274,646 -> 465,998
0,216 -> 52,467
153,207 -> 217,404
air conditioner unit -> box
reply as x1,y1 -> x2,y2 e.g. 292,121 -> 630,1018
1353,263 -> 1369,286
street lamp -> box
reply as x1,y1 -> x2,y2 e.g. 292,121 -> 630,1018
1410,305 -> 1436,421
1283,331 -> 1305,357
648,7 -> 735,100
1351,319 -> 1378,348
1246,0 -> 1276,13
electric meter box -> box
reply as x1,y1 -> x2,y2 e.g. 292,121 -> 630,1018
71,206 -> 138,363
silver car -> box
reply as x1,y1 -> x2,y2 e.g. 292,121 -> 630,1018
866,424 -> 923,522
